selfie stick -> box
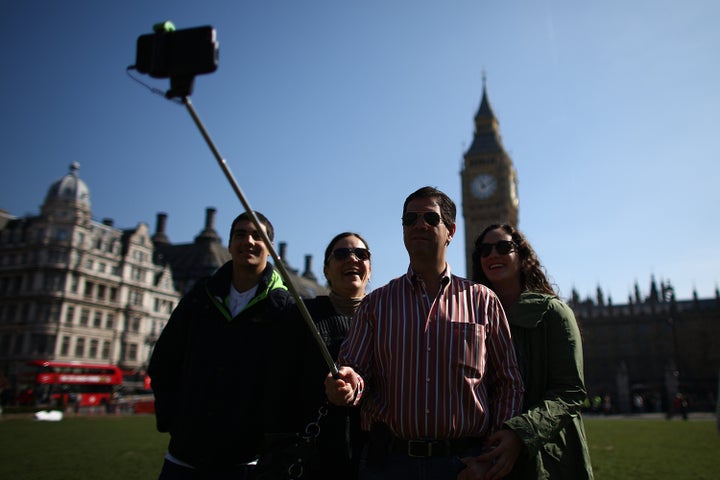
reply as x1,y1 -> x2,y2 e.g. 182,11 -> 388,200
181,96 -> 340,379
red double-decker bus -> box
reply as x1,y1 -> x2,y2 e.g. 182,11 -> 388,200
18,360 -> 123,408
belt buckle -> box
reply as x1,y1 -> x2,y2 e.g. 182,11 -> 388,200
407,439 -> 431,458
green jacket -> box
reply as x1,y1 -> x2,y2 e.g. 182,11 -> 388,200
503,292 -> 594,480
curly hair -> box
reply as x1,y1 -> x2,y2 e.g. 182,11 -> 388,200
471,224 -> 556,297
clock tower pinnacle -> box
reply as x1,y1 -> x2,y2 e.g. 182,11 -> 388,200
460,78 -> 519,276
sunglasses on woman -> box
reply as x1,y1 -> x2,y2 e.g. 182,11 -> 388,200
478,240 -> 516,257
401,211 -> 442,227
331,247 -> 371,261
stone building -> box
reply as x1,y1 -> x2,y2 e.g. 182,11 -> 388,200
569,281 -> 720,413
0,163 -> 325,399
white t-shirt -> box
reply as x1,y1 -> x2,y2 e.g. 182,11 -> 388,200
228,283 -> 258,317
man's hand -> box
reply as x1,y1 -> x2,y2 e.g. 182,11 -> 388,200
476,429 -> 524,480
324,366 -> 362,406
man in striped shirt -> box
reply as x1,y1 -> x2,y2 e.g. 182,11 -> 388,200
325,186 -> 523,479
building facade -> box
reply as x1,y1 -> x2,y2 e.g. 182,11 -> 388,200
570,282 -> 720,413
0,164 -> 325,401
0,163 -> 179,385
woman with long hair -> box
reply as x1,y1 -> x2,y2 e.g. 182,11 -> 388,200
464,224 -> 593,480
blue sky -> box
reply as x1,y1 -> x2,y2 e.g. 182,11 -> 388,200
2,1 -> 719,303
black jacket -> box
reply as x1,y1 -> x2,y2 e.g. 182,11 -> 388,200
148,261 -> 295,471
271,296 -> 365,479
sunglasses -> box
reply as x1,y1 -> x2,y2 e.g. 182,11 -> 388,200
331,247 -> 371,261
477,240 -> 516,257
401,211 -> 442,227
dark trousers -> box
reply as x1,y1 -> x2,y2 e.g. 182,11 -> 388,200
158,458 -> 255,480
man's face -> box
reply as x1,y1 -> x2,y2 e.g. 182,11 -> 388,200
402,197 -> 455,260
229,219 -> 270,270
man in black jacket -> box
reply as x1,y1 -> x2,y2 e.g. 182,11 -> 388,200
148,211 -> 295,480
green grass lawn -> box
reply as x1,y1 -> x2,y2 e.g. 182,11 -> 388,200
585,416 -> 720,479
0,414 -> 718,479
0,415 -> 166,480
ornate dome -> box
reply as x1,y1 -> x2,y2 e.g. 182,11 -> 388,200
44,162 -> 91,208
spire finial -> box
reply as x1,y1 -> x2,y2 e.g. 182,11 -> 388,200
482,69 -> 487,90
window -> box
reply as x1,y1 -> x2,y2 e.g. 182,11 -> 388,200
79,308 -> 89,327
84,281 -> 94,298
7,304 -> 17,323
0,335 -> 11,355
13,335 -> 24,354
129,290 -> 143,306
127,343 -> 138,361
97,284 -> 106,300
109,287 -> 118,302
60,336 -> 71,356
20,303 -> 31,323
101,340 -> 111,359
130,316 -> 141,333
75,337 -> 86,357
43,273 -> 62,291
65,306 -> 75,324
105,313 -> 114,330
93,311 -> 102,328
30,334 -> 49,354
132,267 -> 145,282
12,276 -> 22,293
89,339 -> 99,358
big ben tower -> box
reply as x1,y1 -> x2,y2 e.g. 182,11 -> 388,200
461,77 -> 519,275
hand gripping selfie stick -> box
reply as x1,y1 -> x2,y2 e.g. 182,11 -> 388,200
130,22 -> 339,378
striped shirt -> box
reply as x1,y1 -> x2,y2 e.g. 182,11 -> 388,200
338,265 -> 523,439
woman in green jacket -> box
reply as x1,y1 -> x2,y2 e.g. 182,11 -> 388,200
466,224 -> 593,480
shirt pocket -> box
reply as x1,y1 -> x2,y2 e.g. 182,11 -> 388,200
444,321 -> 486,372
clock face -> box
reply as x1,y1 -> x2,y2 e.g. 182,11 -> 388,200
471,173 -> 497,199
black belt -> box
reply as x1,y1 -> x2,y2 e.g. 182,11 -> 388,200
389,437 -> 480,458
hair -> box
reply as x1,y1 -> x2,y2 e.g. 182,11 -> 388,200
228,211 -> 274,247
471,223 -> 556,297
402,186 -> 456,228
323,232 -> 370,266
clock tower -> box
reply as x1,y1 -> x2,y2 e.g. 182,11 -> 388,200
461,78 -> 519,275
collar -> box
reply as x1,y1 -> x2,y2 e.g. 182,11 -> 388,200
406,263 -> 452,283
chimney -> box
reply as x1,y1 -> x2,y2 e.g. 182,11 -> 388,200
195,207 -> 220,243
152,212 -> 170,245
303,254 -> 317,281
102,218 -> 114,227
279,242 -> 287,262
156,212 -> 168,234
205,207 -> 216,230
